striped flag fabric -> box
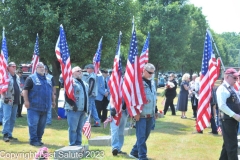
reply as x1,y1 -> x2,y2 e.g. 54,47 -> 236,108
108,31 -> 123,125
196,30 -> 218,132
55,25 -> 75,102
0,28 -> 9,93
93,37 -> 103,74
217,126 -> 222,135
122,19 -> 147,117
82,114 -> 91,139
31,34 -> 39,74
139,32 -> 149,71
103,116 -> 112,128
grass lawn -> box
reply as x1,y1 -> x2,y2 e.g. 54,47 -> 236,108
0,87 -> 223,160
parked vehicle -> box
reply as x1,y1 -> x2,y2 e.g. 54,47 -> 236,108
158,77 -> 165,87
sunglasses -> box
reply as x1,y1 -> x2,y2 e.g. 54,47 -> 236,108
229,75 -> 238,80
146,70 -> 154,75
76,70 -> 82,72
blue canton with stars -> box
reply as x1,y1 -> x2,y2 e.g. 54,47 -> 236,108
141,32 -> 149,54
34,35 -> 39,55
94,38 -> 102,63
59,26 -> 70,65
2,35 -> 8,61
201,30 -> 212,75
128,29 -> 138,64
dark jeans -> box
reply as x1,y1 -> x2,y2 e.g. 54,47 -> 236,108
163,96 -> 175,115
17,96 -> 24,116
210,105 -> 217,133
191,96 -> 198,117
130,117 -> 153,160
27,109 -> 47,143
219,119 -> 238,160
95,97 -> 109,123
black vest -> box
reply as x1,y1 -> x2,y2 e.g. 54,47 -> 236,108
220,84 -> 240,120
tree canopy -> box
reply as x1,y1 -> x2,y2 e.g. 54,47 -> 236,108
0,0 -> 239,76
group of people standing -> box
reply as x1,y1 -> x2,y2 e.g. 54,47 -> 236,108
163,68 -> 240,159
62,63 -> 158,160
0,62 -> 56,146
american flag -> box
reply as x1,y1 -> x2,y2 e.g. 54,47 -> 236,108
139,32 -> 149,71
108,31 -> 123,125
196,30 -> 218,132
55,25 -> 75,102
31,34 -> 39,74
0,28 -> 9,93
217,126 -> 222,135
103,116 -> 112,128
82,114 -> 91,139
122,19 -> 147,117
93,37 -> 102,74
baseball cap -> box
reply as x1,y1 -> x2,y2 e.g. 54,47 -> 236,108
84,64 -> 94,69
225,68 -> 239,77
100,69 -> 108,73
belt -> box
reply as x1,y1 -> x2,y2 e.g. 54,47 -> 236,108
140,114 -> 153,118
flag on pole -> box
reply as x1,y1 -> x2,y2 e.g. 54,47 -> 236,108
82,113 -> 91,139
93,37 -> 103,74
139,32 -> 149,71
31,34 -> 39,74
0,28 -> 9,93
103,116 -> 112,128
196,30 -> 218,132
55,25 -> 75,102
217,126 -> 222,135
122,18 -> 147,117
108,31 -> 123,125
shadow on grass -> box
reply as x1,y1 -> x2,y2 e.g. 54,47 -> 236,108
153,120 -> 191,135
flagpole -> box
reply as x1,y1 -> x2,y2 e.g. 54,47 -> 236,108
210,32 -> 226,71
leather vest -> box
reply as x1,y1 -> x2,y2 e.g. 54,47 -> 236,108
28,73 -> 52,112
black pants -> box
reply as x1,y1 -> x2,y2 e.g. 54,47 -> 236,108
191,96 -> 198,118
163,96 -> 176,115
95,97 -> 109,123
210,105 -> 217,133
17,96 -> 24,116
219,119 -> 238,160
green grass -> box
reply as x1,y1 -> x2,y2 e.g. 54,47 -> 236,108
0,87 -> 223,160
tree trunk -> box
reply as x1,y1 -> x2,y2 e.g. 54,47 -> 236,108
52,59 -> 61,119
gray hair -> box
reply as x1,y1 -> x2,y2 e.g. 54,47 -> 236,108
37,62 -> 44,67
144,63 -> 155,71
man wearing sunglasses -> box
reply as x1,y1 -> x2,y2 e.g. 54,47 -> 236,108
64,66 -> 89,146
216,68 -> 240,160
129,63 -> 158,160
1,62 -> 21,142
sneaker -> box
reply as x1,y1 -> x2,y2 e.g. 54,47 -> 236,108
8,136 -> 18,141
208,131 -> 218,135
39,141 -> 44,145
129,153 -> 139,159
118,151 -> 127,154
112,148 -> 118,156
3,134 -> 9,142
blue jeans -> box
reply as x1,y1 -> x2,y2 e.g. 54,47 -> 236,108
130,117 -> 153,160
27,109 -> 47,143
46,108 -> 52,124
88,97 -> 100,126
2,103 -> 18,137
0,102 -> 3,123
66,110 -> 86,146
110,110 -> 128,151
